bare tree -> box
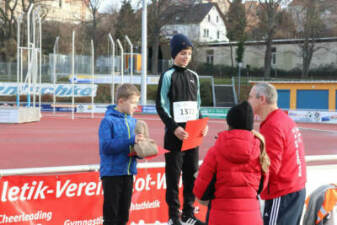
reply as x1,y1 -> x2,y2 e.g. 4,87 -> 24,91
257,0 -> 291,78
0,0 -> 50,61
225,0 -> 247,67
84,0 -> 103,62
292,0 -> 325,78
114,0 -> 141,49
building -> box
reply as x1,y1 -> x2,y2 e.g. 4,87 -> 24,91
161,3 -> 229,43
172,0 -> 230,13
251,80 -> 337,111
43,0 -> 91,23
201,0 -> 231,14
195,37 -> 337,71
7,0 -> 91,24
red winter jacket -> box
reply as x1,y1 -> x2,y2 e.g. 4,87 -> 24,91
259,109 -> 306,200
193,130 -> 268,225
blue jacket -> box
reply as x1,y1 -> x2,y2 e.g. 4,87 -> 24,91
98,105 -> 137,177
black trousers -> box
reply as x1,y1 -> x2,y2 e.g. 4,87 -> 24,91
263,188 -> 306,225
102,175 -> 133,225
165,148 -> 199,219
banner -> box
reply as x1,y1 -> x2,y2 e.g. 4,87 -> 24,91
68,75 -> 160,85
200,107 -> 229,119
0,166 -> 207,225
288,110 -> 337,124
0,83 -> 97,97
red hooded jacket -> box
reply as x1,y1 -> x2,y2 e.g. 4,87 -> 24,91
193,130 -> 268,225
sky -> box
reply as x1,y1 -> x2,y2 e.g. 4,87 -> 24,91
99,0 -> 141,13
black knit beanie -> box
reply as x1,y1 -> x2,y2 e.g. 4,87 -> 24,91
226,101 -> 254,131
170,33 -> 193,59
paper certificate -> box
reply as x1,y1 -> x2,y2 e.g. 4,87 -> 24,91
181,117 -> 209,151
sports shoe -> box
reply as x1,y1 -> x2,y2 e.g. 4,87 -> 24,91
168,217 -> 182,225
181,215 -> 205,225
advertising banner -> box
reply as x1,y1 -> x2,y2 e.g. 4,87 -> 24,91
0,83 -> 97,97
0,167 -> 207,225
68,75 -> 160,85
142,105 -> 157,114
200,107 -> 229,119
288,110 -> 337,124
76,105 -> 142,114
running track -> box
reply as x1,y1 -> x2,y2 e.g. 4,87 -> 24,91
0,112 -> 337,170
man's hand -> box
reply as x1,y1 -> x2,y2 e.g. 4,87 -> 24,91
202,125 -> 208,137
135,134 -> 144,144
174,126 -> 189,140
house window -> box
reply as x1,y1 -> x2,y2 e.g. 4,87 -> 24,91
217,31 -> 220,39
208,15 -> 211,22
272,47 -> 277,65
203,29 -> 209,37
206,50 -> 214,65
216,16 -> 219,23
59,0 -> 62,7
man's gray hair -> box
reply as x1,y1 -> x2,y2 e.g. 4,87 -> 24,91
254,83 -> 278,104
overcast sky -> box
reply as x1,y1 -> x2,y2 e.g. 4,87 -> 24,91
100,0 -> 141,13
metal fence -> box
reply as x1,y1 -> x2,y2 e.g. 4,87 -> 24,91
0,56 -> 172,83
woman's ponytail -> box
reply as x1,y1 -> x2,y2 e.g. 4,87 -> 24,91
252,130 -> 270,173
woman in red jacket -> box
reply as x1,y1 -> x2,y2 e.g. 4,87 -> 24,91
193,101 -> 270,225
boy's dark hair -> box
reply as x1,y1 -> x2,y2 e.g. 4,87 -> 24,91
226,101 -> 254,131
116,83 -> 140,101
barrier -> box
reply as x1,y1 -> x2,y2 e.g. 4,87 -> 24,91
0,162 -> 207,225
1,155 -> 337,225
288,110 -> 337,124
0,106 -> 40,123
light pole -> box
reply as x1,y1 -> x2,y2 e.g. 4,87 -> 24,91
108,33 -> 115,104
91,40 -> 95,119
116,39 -> 124,84
125,35 -> 133,84
53,36 -> 60,115
71,30 -> 75,120
16,14 -> 23,107
238,62 -> 242,102
141,0 -> 147,105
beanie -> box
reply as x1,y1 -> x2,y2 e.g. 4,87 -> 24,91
170,33 -> 193,59
226,101 -> 254,131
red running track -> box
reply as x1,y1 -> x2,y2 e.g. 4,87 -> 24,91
0,112 -> 337,170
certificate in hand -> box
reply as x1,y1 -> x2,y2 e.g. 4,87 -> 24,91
181,117 -> 209,151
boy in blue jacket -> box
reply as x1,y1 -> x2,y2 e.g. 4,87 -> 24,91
98,83 -> 144,225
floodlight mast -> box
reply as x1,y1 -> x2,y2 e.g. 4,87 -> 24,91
16,14 -> 23,107
108,33 -> 115,104
141,0 -> 147,105
116,39 -> 124,84
125,35 -> 133,84
27,4 -> 34,107
53,36 -> 60,114
91,40 -> 95,119
71,30 -> 75,120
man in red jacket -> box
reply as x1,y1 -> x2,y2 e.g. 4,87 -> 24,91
248,82 -> 307,225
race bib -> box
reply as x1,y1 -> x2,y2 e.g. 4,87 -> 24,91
173,101 -> 198,123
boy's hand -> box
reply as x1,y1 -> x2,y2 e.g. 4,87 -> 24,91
174,126 -> 189,140
202,125 -> 208,137
135,134 -> 144,144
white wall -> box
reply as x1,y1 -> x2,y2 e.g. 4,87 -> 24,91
161,6 -> 229,43
199,6 -> 229,42
195,40 -> 337,70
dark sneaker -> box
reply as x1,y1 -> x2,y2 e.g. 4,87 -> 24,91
168,217 -> 182,225
181,215 -> 205,225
